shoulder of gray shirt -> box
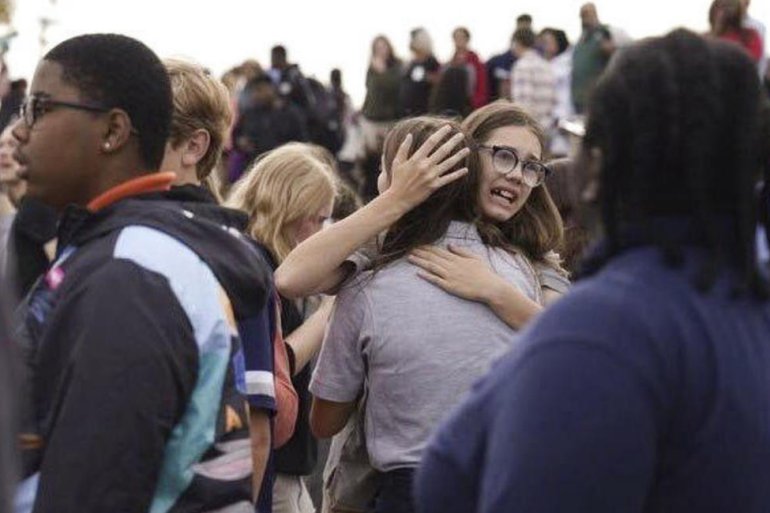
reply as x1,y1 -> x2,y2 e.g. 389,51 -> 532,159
334,233 -> 570,296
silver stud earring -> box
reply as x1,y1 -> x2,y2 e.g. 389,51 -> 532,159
104,142 -> 111,150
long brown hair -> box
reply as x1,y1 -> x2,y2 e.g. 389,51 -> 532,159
371,35 -> 399,68
462,101 -> 564,265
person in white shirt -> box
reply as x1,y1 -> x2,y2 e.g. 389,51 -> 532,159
540,28 -> 574,156
510,28 -> 556,136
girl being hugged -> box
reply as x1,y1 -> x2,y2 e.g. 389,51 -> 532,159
307,104 -> 566,513
277,102 -> 568,328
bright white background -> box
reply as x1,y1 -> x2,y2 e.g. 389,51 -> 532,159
5,0 -> 770,106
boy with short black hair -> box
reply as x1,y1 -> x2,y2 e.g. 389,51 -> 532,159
14,34 -> 274,513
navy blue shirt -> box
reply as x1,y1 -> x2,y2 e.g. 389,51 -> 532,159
486,50 -> 516,101
416,246 -> 770,513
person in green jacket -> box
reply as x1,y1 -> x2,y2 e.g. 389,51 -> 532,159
571,2 -> 615,113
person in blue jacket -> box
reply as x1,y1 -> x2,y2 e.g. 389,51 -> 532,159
416,29 -> 770,513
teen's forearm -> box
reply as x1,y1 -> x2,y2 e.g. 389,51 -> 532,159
276,125 -> 470,298
285,300 -> 334,375
275,191 -> 407,298
484,279 -> 543,330
248,409 -> 271,503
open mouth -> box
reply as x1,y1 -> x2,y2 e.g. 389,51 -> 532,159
491,188 -> 516,205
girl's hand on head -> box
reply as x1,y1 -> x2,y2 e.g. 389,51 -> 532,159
408,244 -> 503,303
384,125 -> 470,213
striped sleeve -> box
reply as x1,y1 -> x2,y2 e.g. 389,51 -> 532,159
239,297 -> 277,413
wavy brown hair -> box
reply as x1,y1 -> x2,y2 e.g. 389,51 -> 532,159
462,101 -> 564,265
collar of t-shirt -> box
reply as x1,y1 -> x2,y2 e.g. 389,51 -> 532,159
444,221 -> 483,242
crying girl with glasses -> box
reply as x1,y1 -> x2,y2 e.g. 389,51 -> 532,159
298,104 -> 568,513
277,101 -> 568,326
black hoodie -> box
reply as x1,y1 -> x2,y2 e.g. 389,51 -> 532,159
167,185 -> 317,476
17,193 -> 275,513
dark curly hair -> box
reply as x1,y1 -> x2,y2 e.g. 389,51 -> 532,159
582,29 -> 768,297
45,34 -> 172,170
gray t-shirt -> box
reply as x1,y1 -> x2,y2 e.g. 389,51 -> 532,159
335,236 -> 569,297
310,221 -> 542,472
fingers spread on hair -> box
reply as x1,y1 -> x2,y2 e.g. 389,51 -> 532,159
392,133 -> 413,166
435,168 -> 468,188
428,132 -> 467,165
412,125 -> 453,160
437,148 -> 470,174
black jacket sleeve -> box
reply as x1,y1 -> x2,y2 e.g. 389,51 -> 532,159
32,260 -> 198,513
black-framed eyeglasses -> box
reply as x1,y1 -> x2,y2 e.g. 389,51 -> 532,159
477,144 -> 550,188
19,95 -> 110,128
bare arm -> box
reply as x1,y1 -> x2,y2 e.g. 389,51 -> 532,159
248,408 -> 271,502
310,397 -> 357,439
275,125 -> 471,299
284,297 -> 334,376
274,191 -> 410,299
485,278 -> 543,329
269,301 -> 299,448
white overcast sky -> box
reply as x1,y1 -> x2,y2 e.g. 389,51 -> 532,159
5,0 -> 770,106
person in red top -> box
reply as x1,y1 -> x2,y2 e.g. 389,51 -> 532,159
709,0 -> 763,62
450,27 -> 488,109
